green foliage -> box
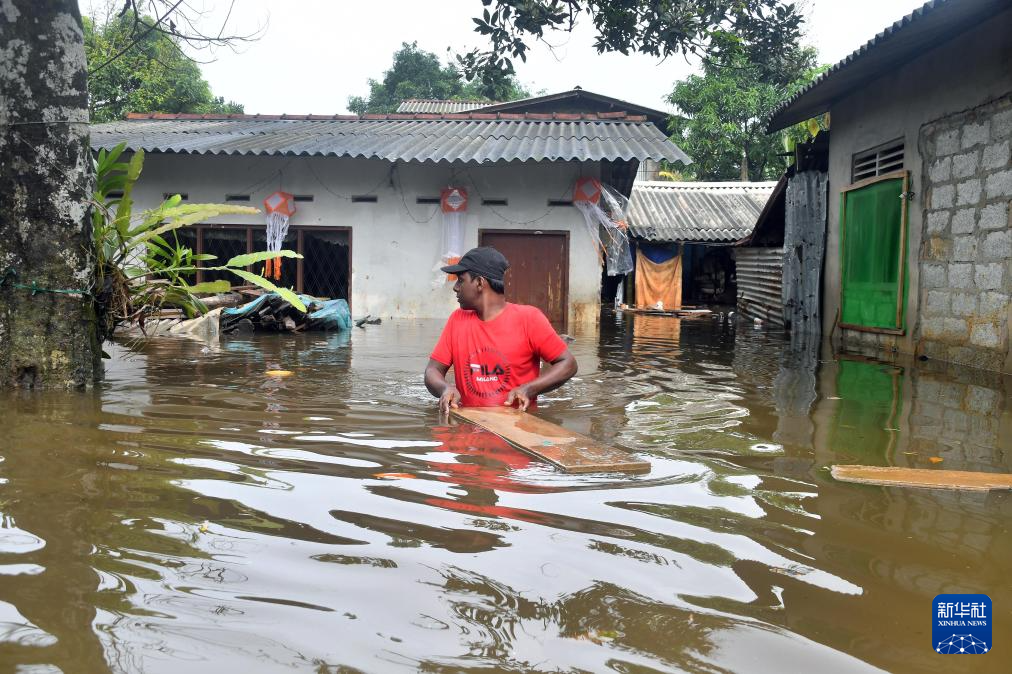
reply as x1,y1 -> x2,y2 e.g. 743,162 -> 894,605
783,111 -> 831,155
668,46 -> 822,181
656,169 -> 690,182
92,143 -> 304,338
348,41 -> 529,114
84,11 -> 243,122
461,1 -> 805,86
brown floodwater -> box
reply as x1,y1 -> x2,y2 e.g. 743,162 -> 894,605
1,313 -> 1010,673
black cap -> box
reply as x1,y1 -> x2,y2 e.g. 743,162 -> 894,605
441,246 -> 510,282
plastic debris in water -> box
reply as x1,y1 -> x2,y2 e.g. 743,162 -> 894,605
373,472 -> 417,480
928,457 -> 944,464
199,521 -> 210,533
265,370 -> 293,377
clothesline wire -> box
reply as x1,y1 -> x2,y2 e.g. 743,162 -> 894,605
453,165 -> 582,226
391,163 -> 440,224
302,157 -> 391,202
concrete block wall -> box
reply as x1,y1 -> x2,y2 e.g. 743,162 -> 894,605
918,95 -> 1012,372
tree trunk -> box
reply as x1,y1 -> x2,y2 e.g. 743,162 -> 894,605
0,1 -> 100,388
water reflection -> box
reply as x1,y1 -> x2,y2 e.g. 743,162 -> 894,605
0,315 -> 1009,672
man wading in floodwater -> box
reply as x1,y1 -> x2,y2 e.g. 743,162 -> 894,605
424,247 -> 578,414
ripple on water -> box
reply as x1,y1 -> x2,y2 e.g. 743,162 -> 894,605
0,319 -> 1007,673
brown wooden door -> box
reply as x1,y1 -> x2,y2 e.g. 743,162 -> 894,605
479,230 -> 569,331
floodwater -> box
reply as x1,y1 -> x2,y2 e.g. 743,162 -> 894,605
1,313 -> 1011,673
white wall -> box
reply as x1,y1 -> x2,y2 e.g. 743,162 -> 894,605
824,7 -> 1012,353
128,154 -> 604,323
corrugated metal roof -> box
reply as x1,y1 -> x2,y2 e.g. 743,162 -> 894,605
769,0 -> 1011,130
628,181 -> 776,242
396,99 -> 497,113
91,113 -> 689,164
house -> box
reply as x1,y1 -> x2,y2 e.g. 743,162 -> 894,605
625,181 -> 776,308
768,0 -> 1012,371
90,103 -> 687,330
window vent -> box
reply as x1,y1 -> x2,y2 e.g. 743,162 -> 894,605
548,199 -> 574,207
852,139 -> 904,181
293,194 -> 314,202
107,190 -> 125,199
163,192 -> 188,201
225,194 -> 251,202
352,195 -> 377,203
416,196 -> 441,205
482,198 -> 507,206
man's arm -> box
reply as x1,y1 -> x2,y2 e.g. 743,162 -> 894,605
503,349 -> 578,411
424,358 -> 461,413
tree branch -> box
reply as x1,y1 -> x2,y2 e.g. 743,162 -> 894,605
89,0 -> 185,75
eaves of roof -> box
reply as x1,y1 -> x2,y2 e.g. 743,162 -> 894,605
768,0 -> 1012,131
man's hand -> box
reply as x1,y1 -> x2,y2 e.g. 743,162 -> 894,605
504,384 -> 534,412
439,386 -> 461,414
426,359 -> 460,420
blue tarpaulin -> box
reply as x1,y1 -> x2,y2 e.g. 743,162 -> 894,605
221,293 -> 351,331
639,242 -> 680,264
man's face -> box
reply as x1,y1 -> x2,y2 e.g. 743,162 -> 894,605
453,271 -> 481,310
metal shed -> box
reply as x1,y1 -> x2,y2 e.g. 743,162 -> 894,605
626,181 -> 776,308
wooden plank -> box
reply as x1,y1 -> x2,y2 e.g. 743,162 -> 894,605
618,306 -> 712,318
451,407 -> 650,474
831,465 -> 1012,491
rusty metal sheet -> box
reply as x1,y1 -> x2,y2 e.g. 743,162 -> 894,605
734,247 -> 785,326
782,171 -> 828,334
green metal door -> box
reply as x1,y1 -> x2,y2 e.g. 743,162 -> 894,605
839,171 -> 909,332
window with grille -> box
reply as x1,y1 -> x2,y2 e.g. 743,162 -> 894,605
852,139 -> 904,181
182,225 -> 351,302
203,228 -> 249,284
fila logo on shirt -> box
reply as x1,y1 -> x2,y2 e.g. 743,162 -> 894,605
464,347 -> 513,398
470,362 -> 506,381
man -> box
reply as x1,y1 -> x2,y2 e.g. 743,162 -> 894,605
424,246 -> 578,414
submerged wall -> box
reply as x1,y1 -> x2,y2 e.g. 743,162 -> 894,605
128,155 -> 604,324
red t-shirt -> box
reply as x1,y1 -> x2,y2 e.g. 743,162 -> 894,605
430,303 -> 568,407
